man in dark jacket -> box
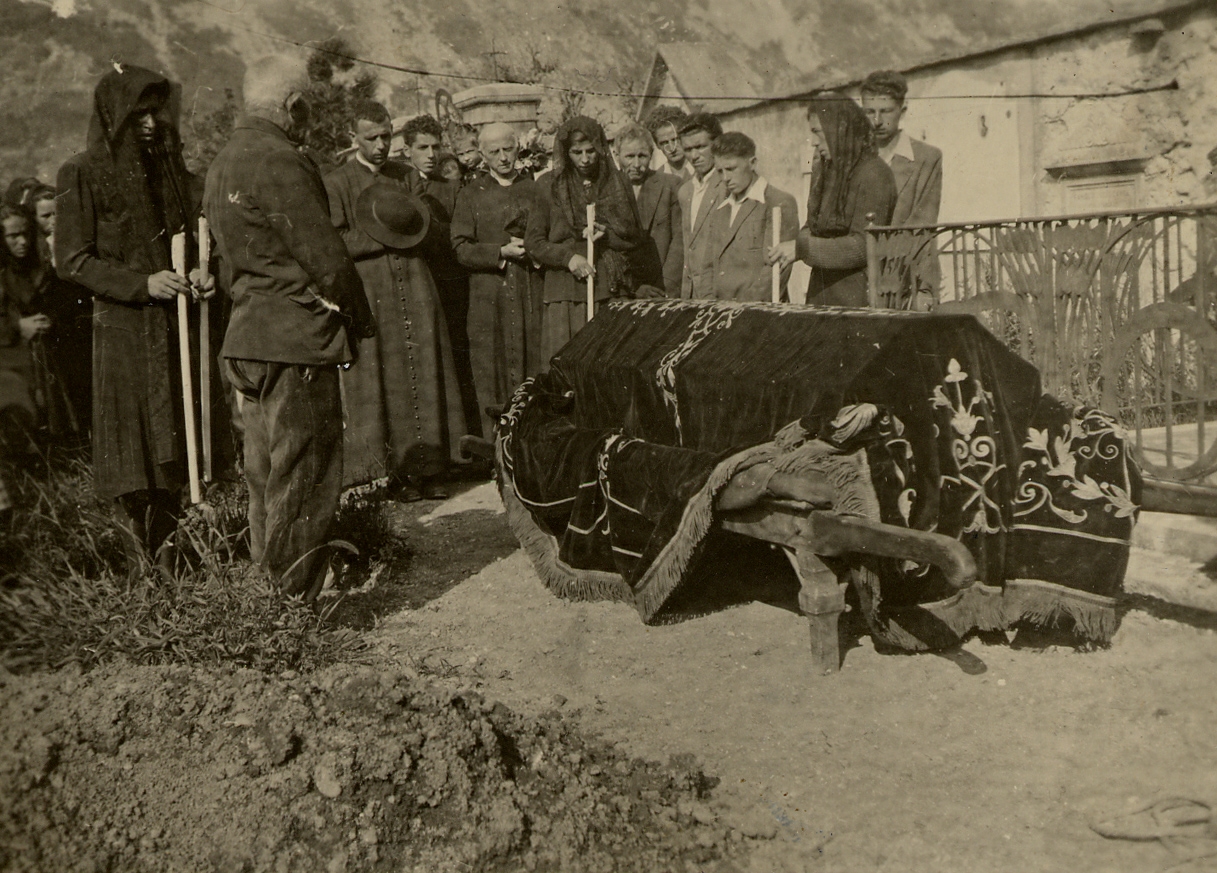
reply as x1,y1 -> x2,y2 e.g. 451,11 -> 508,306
676,113 -> 725,298
616,123 -> 683,295
56,64 -> 203,571
204,55 -> 373,599
704,132 -> 798,301
861,70 -> 943,309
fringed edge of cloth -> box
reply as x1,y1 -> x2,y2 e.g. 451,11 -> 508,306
871,582 -> 1008,652
498,464 -> 635,605
631,443 -> 781,623
632,441 -> 878,623
1003,578 -> 1119,642
875,577 -> 1118,650
923,583 -> 1010,634
770,441 -> 881,522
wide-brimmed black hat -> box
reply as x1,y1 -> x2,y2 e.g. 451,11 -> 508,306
355,181 -> 431,250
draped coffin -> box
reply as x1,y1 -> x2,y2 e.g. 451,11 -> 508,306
497,300 -> 1140,650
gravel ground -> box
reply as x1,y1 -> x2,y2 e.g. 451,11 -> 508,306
5,481 -> 1217,873
370,486 -> 1217,873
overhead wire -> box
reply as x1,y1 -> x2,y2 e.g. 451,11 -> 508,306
222,20 -> 1180,104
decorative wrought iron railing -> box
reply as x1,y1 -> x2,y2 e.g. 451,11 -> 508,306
865,205 -> 1217,482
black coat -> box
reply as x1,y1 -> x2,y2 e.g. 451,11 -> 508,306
56,65 -> 196,499
204,116 -> 371,366
630,170 -> 684,295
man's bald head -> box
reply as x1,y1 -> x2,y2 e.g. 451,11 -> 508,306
479,122 -> 519,178
243,54 -> 311,124
478,122 -> 517,149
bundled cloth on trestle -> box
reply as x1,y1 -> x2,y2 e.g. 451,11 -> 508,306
497,299 -> 1141,650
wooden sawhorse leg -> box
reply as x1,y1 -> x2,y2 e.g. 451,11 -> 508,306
721,501 -> 976,672
785,547 -> 847,674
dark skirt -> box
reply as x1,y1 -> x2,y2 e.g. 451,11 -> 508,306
467,265 -> 542,437
541,300 -> 594,363
806,267 -> 869,308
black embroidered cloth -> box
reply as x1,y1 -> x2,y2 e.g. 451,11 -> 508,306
497,300 -> 1141,648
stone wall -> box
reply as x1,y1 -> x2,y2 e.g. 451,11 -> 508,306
718,3 -> 1217,226
1032,5 -> 1217,213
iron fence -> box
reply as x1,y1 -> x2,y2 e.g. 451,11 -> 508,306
865,205 -> 1217,482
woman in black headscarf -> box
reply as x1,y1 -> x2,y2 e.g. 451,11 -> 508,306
0,202 -> 78,444
770,92 -> 896,307
525,115 -> 644,360
56,64 -> 201,569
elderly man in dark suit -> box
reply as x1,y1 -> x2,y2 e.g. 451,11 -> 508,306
205,55 -> 374,600
862,69 -> 943,309
703,132 -> 798,302
616,124 -> 683,296
676,113 -> 725,298
451,122 -> 542,438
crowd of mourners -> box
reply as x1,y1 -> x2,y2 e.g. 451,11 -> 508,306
0,57 -> 943,596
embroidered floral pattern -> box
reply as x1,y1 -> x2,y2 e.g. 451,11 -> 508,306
876,412 -> 916,525
931,358 -> 1006,534
1016,406 -> 1137,523
495,377 -> 538,473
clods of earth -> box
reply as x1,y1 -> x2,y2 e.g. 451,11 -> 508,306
0,662 -> 750,872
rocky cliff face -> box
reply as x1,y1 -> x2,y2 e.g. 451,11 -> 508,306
1,0 -> 1169,182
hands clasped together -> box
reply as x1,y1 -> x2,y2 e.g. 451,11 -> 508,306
19,313 -> 51,340
499,236 -> 526,261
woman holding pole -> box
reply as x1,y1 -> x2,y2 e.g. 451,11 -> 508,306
525,116 -> 644,362
766,92 -> 896,308
55,65 -> 210,573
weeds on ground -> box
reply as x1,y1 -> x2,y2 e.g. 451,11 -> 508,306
334,483 -> 410,573
0,456 -> 377,675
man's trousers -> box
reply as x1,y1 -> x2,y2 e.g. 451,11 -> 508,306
226,359 -> 342,600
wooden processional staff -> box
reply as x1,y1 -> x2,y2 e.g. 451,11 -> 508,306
586,203 -> 596,323
198,217 -> 212,485
171,232 -> 201,504
771,207 -> 781,304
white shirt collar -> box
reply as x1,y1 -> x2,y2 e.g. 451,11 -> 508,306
692,167 -> 717,192
355,152 -> 383,174
878,130 -> 916,165
718,175 -> 768,209
488,166 -> 518,187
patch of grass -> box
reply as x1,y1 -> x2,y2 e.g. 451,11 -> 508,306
0,457 -> 369,675
334,484 -> 411,573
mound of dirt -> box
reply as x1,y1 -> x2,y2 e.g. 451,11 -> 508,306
0,662 -> 745,873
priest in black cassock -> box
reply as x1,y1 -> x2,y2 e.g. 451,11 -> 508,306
451,122 -> 543,439
324,100 -> 465,501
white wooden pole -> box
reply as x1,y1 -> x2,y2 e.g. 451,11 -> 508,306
771,206 -> 782,304
586,203 -> 596,322
172,233 -> 201,504
198,217 -> 212,484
